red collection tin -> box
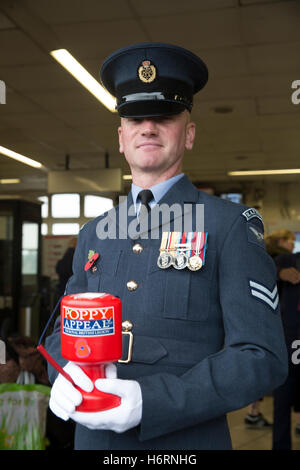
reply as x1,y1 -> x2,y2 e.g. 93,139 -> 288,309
61,293 -> 122,412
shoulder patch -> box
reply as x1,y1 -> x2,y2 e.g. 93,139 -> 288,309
242,208 -> 263,226
247,223 -> 265,248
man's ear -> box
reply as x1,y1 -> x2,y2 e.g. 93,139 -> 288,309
185,122 -> 196,151
118,126 -> 124,154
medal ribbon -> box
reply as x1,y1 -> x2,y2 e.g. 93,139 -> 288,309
175,232 -> 186,255
191,232 -> 208,266
168,231 -> 177,255
186,232 -> 193,258
160,232 -> 169,253
202,232 -> 208,265
191,232 -> 197,257
173,232 -> 181,255
181,231 -> 187,247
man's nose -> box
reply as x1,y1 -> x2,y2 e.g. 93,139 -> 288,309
140,119 -> 158,136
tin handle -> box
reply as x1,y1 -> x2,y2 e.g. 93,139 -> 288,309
118,320 -> 133,364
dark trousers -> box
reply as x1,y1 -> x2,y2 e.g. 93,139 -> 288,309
273,327 -> 300,450
273,372 -> 297,449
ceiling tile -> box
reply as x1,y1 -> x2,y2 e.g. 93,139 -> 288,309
0,90 -> 41,113
0,128 -> 31,145
199,115 -> 259,134
0,29 -> 48,66
250,74 -> 295,98
201,76 -> 253,101
52,108 -> 118,127
25,86 -> 104,111
240,2 -> 300,45
258,113 -> 300,130
240,0 -> 285,4
140,8 -> 243,48
209,129 -> 262,153
1,112 -> 68,130
199,47 -> 249,79
247,42 -> 300,75
258,97 -> 300,115
131,0 -> 238,17
24,0 -> 134,24
52,19 -> 147,60
0,11 -> 15,29
0,155 -> 44,176
261,129 -> 300,152
0,63 -> 80,91
192,98 -> 257,118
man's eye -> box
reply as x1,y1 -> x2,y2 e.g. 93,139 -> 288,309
157,116 -> 173,123
129,118 -> 142,123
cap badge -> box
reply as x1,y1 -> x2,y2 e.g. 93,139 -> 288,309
138,60 -> 156,83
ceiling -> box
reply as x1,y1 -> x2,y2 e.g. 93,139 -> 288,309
0,0 -> 300,197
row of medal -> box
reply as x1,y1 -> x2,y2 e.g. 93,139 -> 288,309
157,231 -> 208,271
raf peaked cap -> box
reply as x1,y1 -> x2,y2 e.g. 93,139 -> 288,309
100,42 -> 208,118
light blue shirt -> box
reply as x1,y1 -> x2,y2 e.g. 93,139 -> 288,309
131,173 -> 184,216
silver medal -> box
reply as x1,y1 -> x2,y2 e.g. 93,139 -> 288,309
173,252 -> 188,270
157,252 -> 173,269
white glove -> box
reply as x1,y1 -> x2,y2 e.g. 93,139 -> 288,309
49,361 -> 116,422
49,362 -> 143,433
70,377 -> 143,433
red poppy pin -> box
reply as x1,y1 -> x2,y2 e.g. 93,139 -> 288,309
84,251 -> 100,271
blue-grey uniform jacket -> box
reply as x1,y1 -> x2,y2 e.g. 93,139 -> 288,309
45,175 -> 288,450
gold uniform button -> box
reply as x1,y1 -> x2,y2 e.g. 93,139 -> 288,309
132,243 -> 143,254
127,280 -> 138,291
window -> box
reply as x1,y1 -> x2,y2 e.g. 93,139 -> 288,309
220,193 -> 243,204
84,195 -> 113,218
38,196 -> 48,218
22,222 -> 39,275
41,223 -> 48,235
52,223 -> 80,235
51,194 -> 80,218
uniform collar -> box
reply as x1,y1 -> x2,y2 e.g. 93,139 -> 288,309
111,175 -> 200,239
131,173 -> 184,215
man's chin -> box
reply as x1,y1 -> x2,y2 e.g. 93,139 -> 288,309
134,157 -> 164,172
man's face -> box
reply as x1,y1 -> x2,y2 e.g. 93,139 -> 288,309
118,110 -> 195,177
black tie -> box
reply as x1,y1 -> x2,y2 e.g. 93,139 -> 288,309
138,189 -> 153,214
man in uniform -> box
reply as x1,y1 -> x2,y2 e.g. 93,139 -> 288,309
45,42 -> 288,450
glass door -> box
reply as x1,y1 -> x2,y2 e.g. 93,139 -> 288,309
0,212 -> 13,310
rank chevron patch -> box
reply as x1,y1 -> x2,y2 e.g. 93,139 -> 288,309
249,280 -> 279,311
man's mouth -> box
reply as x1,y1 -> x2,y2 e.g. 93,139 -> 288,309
137,142 -> 162,149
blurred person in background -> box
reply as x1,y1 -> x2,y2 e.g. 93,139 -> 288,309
54,237 -> 77,304
244,230 -> 296,429
245,230 -> 296,430
265,229 -> 296,260
270,231 -> 300,449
